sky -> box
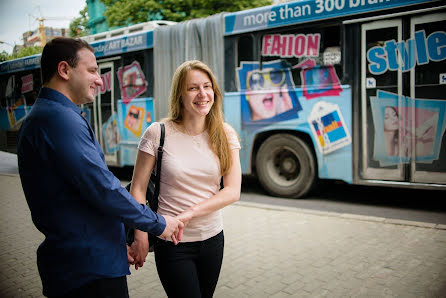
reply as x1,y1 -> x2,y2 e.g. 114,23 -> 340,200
0,0 -> 87,54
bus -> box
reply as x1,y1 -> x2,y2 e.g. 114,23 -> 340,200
1,0 -> 445,198
0,20 -> 174,167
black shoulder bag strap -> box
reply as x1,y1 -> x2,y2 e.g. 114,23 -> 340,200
151,122 -> 165,211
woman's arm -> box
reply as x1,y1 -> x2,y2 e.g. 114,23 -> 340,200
130,150 -> 155,205
177,148 -> 242,225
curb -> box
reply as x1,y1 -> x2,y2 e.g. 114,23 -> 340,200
235,201 -> 446,230
0,173 -> 19,177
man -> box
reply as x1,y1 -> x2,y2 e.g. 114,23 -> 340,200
17,37 -> 183,297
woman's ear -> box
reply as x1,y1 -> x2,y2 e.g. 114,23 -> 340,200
57,61 -> 71,81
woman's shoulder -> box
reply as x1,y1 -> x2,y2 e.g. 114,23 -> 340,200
223,122 -> 241,149
142,121 -> 163,140
161,119 -> 181,137
223,122 -> 238,136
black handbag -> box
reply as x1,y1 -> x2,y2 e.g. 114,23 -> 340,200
125,122 -> 165,252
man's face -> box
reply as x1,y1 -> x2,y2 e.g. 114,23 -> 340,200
67,48 -> 103,105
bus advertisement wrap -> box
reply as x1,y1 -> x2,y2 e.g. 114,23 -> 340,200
225,0 -> 437,35
91,31 -> 153,58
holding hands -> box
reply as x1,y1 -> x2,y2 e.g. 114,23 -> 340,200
127,214 -> 187,269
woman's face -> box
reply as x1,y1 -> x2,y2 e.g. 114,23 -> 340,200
181,69 -> 214,119
384,106 -> 399,131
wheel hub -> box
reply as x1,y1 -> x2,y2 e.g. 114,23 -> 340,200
281,157 -> 296,173
274,150 -> 300,181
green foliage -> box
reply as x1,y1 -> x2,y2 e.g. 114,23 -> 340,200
100,0 -> 273,27
69,6 -> 90,37
16,46 -> 43,58
1,46 -> 43,61
0,50 -> 9,62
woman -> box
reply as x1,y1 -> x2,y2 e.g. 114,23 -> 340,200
129,60 -> 241,297
383,106 -> 400,156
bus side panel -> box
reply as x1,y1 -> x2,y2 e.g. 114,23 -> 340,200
225,86 -> 353,184
0,105 -> 30,130
116,97 -> 154,166
224,92 -> 250,173
304,86 -> 353,183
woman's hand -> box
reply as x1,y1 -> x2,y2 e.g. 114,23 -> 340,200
127,244 -> 135,266
176,208 -> 194,228
131,230 -> 149,270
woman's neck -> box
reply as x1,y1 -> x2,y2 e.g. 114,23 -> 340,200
181,115 -> 207,136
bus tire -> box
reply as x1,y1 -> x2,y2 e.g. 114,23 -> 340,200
255,134 -> 316,199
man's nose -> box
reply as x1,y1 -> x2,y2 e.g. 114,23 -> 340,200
96,73 -> 103,87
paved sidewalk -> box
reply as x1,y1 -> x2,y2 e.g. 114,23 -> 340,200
1,151 -> 446,297
0,151 -> 19,176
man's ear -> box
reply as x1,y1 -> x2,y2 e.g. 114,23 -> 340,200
57,61 -> 71,81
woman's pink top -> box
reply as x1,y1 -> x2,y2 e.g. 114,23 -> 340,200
138,120 -> 241,242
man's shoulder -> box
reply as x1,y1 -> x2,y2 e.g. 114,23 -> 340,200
32,97 -> 82,124
21,98 -> 87,142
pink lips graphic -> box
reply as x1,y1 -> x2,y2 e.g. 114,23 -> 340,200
263,95 -> 274,110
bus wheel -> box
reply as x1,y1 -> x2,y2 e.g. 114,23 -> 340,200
256,134 -> 316,199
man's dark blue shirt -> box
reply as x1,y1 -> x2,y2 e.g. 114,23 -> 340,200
17,87 -> 166,297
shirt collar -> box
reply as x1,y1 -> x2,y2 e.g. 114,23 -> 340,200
38,87 -> 83,115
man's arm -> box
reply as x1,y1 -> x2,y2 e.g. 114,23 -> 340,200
50,112 -> 182,236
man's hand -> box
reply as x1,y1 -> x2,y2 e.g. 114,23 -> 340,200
160,215 -> 184,245
131,230 -> 149,270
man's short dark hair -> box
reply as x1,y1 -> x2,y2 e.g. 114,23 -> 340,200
40,37 -> 95,84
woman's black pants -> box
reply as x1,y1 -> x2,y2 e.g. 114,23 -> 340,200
154,231 -> 224,298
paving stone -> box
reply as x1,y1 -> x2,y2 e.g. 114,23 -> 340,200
1,170 -> 446,297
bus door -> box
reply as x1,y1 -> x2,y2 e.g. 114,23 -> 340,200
361,12 -> 446,185
94,61 -> 119,166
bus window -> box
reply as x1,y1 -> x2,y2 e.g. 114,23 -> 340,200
22,70 -> 41,106
1,70 -> 40,108
117,51 -> 151,103
237,34 -> 255,67
413,18 -> 445,100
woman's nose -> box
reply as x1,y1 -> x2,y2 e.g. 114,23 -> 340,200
198,86 -> 205,96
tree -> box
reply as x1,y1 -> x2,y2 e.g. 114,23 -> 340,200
100,0 -> 272,27
0,50 -> 9,62
1,46 -> 43,61
69,6 -> 89,37
15,46 -> 43,58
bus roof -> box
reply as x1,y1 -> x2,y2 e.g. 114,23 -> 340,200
90,30 -> 154,58
224,0 -> 437,35
0,54 -> 41,74
0,29 -> 156,74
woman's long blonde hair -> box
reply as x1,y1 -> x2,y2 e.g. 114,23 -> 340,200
168,60 -> 232,175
